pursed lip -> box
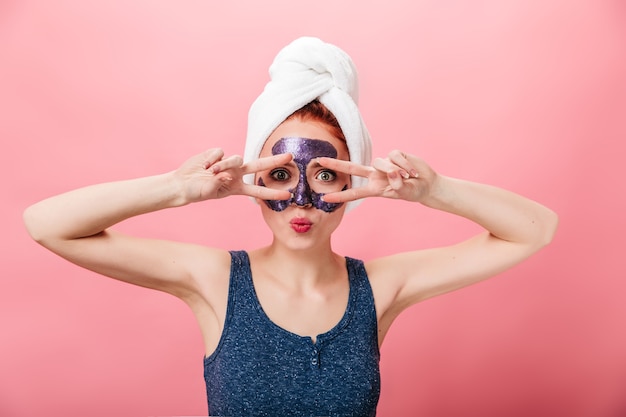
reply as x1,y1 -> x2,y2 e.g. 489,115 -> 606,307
290,217 -> 313,233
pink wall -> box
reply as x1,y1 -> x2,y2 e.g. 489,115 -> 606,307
1,1 -> 625,416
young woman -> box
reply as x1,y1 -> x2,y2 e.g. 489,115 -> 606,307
23,38 -> 558,416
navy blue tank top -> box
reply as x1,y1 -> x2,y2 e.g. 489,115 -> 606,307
204,250 -> 380,416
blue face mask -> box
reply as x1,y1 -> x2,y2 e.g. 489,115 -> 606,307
257,137 -> 347,213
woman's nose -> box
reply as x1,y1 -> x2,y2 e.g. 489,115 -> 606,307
291,176 -> 313,208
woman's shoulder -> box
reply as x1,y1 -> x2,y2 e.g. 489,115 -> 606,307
183,246 -> 233,301
363,253 -> 417,308
190,246 -> 234,280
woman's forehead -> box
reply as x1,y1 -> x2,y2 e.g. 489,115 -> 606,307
271,137 -> 338,159
261,119 -> 349,159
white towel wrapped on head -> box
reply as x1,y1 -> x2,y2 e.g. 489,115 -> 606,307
244,36 -> 372,211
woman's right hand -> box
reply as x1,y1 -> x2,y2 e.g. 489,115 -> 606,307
175,148 -> 293,204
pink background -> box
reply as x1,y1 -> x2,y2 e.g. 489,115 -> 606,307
1,1 -> 625,416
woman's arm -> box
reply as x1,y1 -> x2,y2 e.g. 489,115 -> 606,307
23,149 -> 292,299
381,174 -> 559,306
319,151 -> 558,321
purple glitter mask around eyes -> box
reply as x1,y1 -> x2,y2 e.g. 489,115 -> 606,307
257,137 -> 347,213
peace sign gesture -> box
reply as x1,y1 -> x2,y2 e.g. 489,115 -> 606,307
174,148 -> 293,204
318,150 -> 439,204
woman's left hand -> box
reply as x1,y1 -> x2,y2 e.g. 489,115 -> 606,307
318,150 -> 438,204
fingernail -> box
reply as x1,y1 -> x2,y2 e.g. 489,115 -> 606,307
410,169 -> 419,178
400,170 -> 410,179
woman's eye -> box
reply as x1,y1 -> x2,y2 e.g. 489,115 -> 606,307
270,169 -> 291,181
316,170 -> 336,182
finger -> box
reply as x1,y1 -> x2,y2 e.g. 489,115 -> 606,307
321,186 -> 376,203
372,157 -> 407,178
371,157 -> 409,190
208,154 -> 243,174
239,184 -> 292,200
371,157 -> 398,176
201,148 -> 225,169
242,153 -> 293,174
317,157 -> 373,178
388,150 -> 419,178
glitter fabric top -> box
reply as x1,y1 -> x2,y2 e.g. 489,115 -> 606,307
204,250 -> 381,416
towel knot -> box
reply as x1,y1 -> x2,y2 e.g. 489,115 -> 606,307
269,36 -> 359,103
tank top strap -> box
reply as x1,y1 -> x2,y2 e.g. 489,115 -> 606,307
227,250 -> 254,291
346,256 -> 376,317
203,250 -> 252,364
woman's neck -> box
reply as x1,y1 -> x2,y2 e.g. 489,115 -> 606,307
250,242 -> 344,288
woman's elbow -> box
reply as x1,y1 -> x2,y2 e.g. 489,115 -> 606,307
537,208 -> 559,248
23,205 -> 41,241
23,204 -> 53,245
